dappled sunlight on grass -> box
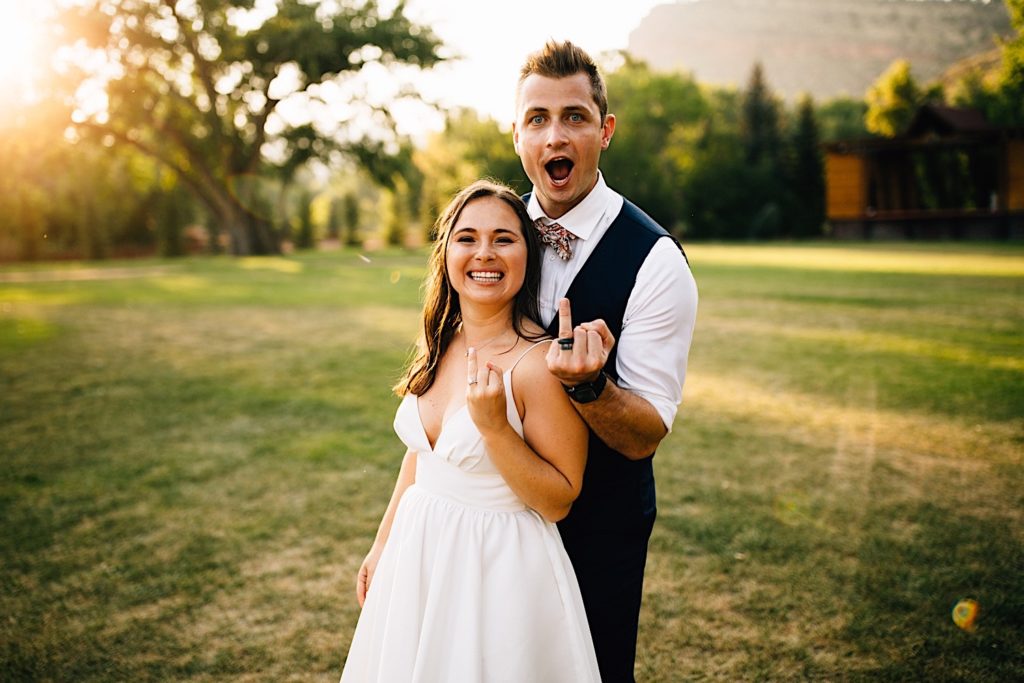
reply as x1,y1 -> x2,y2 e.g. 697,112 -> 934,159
0,316 -> 58,350
705,315 -> 1024,371
683,370 -> 1021,468
0,287 -> 84,307
149,274 -> 213,293
238,256 -> 304,274
0,265 -> 180,283
689,244 -> 1024,277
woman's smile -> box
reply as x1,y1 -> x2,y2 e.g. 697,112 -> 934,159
468,270 -> 505,283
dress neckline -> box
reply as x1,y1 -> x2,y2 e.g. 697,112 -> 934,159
411,340 -> 548,452
414,396 -> 468,452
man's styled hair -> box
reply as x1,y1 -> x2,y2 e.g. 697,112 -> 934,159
517,40 -> 608,120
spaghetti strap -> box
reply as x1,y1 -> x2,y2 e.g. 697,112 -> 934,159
508,339 -> 550,374
504,340 -> 551,425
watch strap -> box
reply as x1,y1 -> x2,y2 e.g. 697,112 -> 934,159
563,372 -> 608,403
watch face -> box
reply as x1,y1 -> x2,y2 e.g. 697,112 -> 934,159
564,374 -> 606,403
573,387 -> 598,402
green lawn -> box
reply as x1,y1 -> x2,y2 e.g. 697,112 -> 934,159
1,244 -> 1022,681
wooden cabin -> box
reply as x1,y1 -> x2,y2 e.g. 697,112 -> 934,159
824,105 -> 1024,239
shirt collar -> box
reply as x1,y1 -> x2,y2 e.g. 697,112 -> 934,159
526,172 -> 613,241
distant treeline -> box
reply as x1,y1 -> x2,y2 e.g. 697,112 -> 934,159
1,1 -> 1021,260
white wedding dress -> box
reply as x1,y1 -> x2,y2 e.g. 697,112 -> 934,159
340,346 -> 601,682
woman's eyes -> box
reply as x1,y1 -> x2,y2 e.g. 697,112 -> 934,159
455,236 -> 515,244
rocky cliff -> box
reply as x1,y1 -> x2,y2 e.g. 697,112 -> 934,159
627,0 -> 1013,99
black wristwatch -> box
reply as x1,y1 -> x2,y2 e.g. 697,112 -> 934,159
563,372 -> 608,404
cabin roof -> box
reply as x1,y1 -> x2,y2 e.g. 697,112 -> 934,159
823,105 -> 1023,153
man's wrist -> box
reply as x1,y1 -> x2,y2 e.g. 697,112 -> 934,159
563,372 -> 608,403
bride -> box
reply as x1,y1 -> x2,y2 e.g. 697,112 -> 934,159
339,180 -> 601,682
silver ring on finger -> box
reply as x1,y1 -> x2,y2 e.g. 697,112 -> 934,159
468,378 -> 479,385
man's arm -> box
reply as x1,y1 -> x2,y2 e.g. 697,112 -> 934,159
574,368 -> 666,458
546,243 -> 697,458
546,301 -> 667,458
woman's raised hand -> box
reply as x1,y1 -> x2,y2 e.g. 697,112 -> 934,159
466,346 -> 508,435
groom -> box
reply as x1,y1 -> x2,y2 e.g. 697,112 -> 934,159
513,41 -> 698,682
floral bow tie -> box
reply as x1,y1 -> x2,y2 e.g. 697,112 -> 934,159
533,219 -> 577,261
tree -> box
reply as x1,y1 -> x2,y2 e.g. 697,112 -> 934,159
154,182 -> 191,257
785,96 -> 826,238
985,0 -> 1024,125
865,60 -> 942,137
294,190 -> 315,250
816,97 -> 870,142
947,1 -> 1023,126
0,99 -> 67,260
383,181 -> 409,247
414,109 -> 526,238
741,62 -> 782,165
602,57 -> 709,232
342,193 -> 361,246
326,198 -> 341,241
55,0 -> 442,255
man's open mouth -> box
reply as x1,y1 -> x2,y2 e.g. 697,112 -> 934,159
545,157 -> 574,185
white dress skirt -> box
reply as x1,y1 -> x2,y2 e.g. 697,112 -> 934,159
340,357 -> 601,682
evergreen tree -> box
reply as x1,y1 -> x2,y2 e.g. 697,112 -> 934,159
787,96 -> 826,238
343,194 -> 361,247
733,63 -> 785,238
294,192 -> 314,251
384,184 -> 408,247
741,62 -> 782,166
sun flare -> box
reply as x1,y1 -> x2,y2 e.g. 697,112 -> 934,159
0,2 -> 48,103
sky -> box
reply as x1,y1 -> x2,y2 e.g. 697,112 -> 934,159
394,0 -> 670,136
0,0 -> 672,140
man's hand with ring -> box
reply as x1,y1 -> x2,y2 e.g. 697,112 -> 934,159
545,298 -> 615,386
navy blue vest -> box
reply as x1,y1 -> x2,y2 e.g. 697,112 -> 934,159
535,197 -> 685,536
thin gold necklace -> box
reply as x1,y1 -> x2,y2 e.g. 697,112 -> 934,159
460,326 -> 514,356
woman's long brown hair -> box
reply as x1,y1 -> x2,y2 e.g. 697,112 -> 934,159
394,179 -> 544,397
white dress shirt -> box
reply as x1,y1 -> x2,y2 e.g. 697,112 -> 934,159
527,173 -> 698,431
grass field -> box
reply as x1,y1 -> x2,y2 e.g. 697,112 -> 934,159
1,243 -> 1022,681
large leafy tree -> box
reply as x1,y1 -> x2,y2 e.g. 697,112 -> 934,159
982,0 -> 1024,125
55,0 -> 442,254
864,59 -> 942,137
414,109 -> 526,239
602,56 -> 708,232
950,0 -> 1024,126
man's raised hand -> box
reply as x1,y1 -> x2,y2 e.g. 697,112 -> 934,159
545,298 -> 615,386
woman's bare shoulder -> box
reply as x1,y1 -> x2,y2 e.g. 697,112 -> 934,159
511,339 -> 557,390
